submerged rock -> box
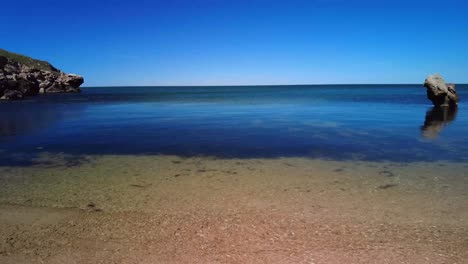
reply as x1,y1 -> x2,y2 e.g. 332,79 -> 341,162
0,49 -> 84,100
423,74 -> 458,107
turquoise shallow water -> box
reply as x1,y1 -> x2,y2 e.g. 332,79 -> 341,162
1,85 -> 467,164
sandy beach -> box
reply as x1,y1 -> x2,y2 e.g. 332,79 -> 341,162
1,154 -> 467,263
2,0 -> 468,262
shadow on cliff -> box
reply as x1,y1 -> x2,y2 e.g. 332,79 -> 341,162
421,106 -> 458,139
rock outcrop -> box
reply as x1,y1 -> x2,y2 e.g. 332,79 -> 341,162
0,49 -> 83,100
423,74 -> 458,107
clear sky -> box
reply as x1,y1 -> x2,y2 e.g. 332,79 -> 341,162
3,0 -> 468,86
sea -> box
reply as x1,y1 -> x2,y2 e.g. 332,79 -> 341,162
1,85 -> 467,164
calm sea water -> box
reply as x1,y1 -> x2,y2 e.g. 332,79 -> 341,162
1,85 -> 467,164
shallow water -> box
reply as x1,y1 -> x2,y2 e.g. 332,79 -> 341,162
1,85 -> 468,164
0,154 -> 467,263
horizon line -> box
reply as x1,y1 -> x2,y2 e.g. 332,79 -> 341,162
82,83 -> 444,88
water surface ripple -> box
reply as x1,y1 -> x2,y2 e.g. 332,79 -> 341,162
1,85 -> 467,165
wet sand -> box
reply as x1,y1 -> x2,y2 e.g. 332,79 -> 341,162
1,154 -> 467,263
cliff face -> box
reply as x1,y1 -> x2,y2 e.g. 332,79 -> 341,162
0,49 -> 84,100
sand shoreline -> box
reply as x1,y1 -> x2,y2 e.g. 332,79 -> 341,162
1,154 -> 467,263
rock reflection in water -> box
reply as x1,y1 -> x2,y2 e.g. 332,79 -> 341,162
421,106 -> 457,139
0,101 -> 84,137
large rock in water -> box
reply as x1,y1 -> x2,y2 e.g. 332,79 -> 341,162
0,49 -> 84,100
423,74 -> 458,107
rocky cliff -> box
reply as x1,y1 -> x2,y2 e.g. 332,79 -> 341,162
0,49 -> 84,100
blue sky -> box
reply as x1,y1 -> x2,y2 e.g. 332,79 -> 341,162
3,0 -> 468,86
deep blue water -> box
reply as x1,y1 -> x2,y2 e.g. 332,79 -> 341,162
1,85 -> 468,164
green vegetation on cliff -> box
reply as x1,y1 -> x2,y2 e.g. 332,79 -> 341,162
0,48 -> 58,72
